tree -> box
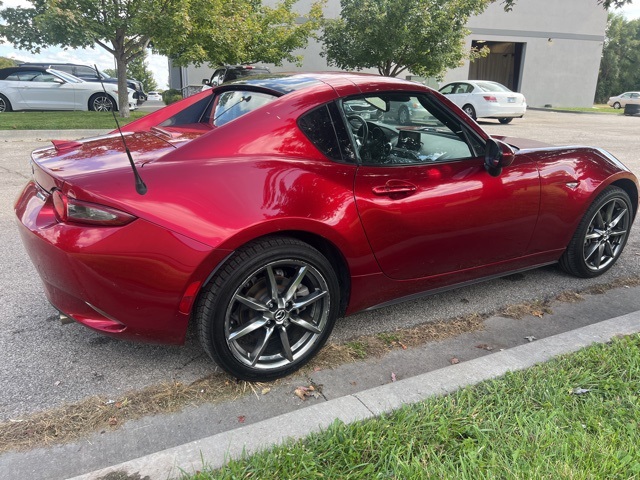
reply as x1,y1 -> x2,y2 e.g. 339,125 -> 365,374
106,55 -> 158,93
153,0 -> 324,67
321,0 -> 491,78
596,13 -> 640,103
0,56 -> 16,69
0,0 -> 322,117
501,0 -> 633,10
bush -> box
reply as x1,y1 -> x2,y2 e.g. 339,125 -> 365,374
162,89 -> 183,105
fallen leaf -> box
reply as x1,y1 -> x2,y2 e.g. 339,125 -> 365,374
475,344 -> 494,351
525,336 -> 537,342
391,372 -> 397,382
313,366 -> 322,372
115,402 -> 122,409
238,416 -> 246,423
398,341 -> 407,350
294,386 -> 310,400
450,357 -> 460,365
108,417 -> 118,426
261,387 -> 271,395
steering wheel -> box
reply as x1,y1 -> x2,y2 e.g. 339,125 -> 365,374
347,114 -> 369,148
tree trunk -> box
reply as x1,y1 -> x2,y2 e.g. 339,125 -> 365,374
116,53 -> 130,118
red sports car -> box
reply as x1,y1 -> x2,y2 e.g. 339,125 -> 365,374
15,73 -> 638,380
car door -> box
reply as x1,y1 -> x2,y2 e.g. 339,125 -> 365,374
22,71 -> 77,110
349,93 -> 540,281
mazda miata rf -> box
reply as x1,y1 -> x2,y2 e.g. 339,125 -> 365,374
15,73 -> 637,380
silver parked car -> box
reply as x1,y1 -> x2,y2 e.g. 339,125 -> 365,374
607,91 -> 640,109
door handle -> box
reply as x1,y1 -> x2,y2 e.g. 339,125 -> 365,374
372,181 -> 417,196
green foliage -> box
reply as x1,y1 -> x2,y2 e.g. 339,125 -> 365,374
127,55 -> 158,92
154,0 -> 325,67
162,89 -> 183,105
321,0 -> 490,78
0,56 -> 16,68
500,0 -> 633,10
596,13 -> 640,103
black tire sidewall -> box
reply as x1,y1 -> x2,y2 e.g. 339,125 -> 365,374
463,105 -> 476,119
197,238 -> 340,381
0,94 -> 11,112
561,186 -> 632,278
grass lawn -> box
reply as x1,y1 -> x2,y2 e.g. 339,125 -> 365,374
185,334 -> 640,479
0,111 -> 148,130
549,104 -> 624,114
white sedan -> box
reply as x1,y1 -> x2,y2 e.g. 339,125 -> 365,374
0,66 -> 135,113
439,80 -> 527,124
607,92 -> 640,109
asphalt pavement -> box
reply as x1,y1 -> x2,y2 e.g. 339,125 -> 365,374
1,110 -> 640,478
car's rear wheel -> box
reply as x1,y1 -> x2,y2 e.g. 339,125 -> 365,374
89,93 -> 116,112
463,104 -> 476,120
0,94 -> 12,113
498,117 -> 513,124
560,186 -> 632,278
613,102 -> 621,109
196,237 -> 340,381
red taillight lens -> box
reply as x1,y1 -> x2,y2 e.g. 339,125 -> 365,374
52,190 -> 136,226
483,96 -> 498,102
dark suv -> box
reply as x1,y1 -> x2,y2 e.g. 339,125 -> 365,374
202,65 -> 271,87
19,63 -> 147,103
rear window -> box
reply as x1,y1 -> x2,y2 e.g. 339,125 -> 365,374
212,90 -> 277,127
476,82 -> 511,93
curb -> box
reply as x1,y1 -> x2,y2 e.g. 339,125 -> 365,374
69,310 -> 640,480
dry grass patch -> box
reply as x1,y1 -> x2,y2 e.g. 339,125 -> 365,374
500,299 -> 553,319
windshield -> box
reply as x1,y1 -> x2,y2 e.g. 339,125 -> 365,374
476,82 -> 511,93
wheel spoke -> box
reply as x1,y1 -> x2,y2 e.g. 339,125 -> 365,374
284,266 -> 308,302
604,241 -> 615,258
278,326 -> 294,362
229,318 -> 268,342
609,208 -> 628,228
584,242 -> 600,262
594,243 -> 605,269
250,326 -> 274,366
585,230 -> 603,240
288,316 -> 322,334
610,229 -> 627,237
265,265 -> 279,302
604,200 -> 616,223
292,290 -> 327,310
234,294 -> 268,312
594,211 -> 605,229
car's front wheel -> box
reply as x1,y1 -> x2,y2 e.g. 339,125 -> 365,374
613,102 -> 622,109
196,237 -> 340,381
560,186 -> 632,278
498,117 -> 513,124
89,93 -> 116,112
0,94 -> 12,113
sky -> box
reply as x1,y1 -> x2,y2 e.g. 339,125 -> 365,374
1,0 -> 639,90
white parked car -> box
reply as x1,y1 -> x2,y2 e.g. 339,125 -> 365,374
147,91 -> 163,101
607,91 -> 640,109
439,80 -> 527,124
0,66 -> 133,113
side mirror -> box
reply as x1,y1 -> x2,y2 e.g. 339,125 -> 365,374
53,77 -> 65,84
484,138 -> 515,176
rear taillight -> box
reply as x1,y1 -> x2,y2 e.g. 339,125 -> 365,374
52,190 -> 135,226
483,96 -> 498,102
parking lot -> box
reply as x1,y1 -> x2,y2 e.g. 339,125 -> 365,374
1,109 -> 640,422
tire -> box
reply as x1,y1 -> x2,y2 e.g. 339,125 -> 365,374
398,106 -> 410,125
498,117 -> 513,124
463,104 -> 476,120
613,102 -> 621,109
560,186 -> 632,278
89,93 -> 116,112
196,237 -> 340,381
0,94 -> 12,113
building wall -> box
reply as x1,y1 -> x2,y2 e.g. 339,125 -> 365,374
172,0 -> 607,107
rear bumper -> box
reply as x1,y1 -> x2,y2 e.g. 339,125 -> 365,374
479,104 -> 527,119
15,181 -> 219,345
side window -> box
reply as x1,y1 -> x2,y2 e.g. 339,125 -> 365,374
211,69 -> 225,86
298,102 -> 355,162
439,84 -> 455,95
32,73 -> 58,82
6,71 -> 41,81
343,93 -> 482,166
75,66 -> 98,79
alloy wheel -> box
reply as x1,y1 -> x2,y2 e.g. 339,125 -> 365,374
583,197 -> 629,272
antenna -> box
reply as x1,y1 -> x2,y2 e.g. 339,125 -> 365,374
95,65 -> 147,195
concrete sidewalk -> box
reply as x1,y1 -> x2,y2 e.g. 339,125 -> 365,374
67,311 -> 640,480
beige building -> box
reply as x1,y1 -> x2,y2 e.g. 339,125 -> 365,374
170,0 -> 607,107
